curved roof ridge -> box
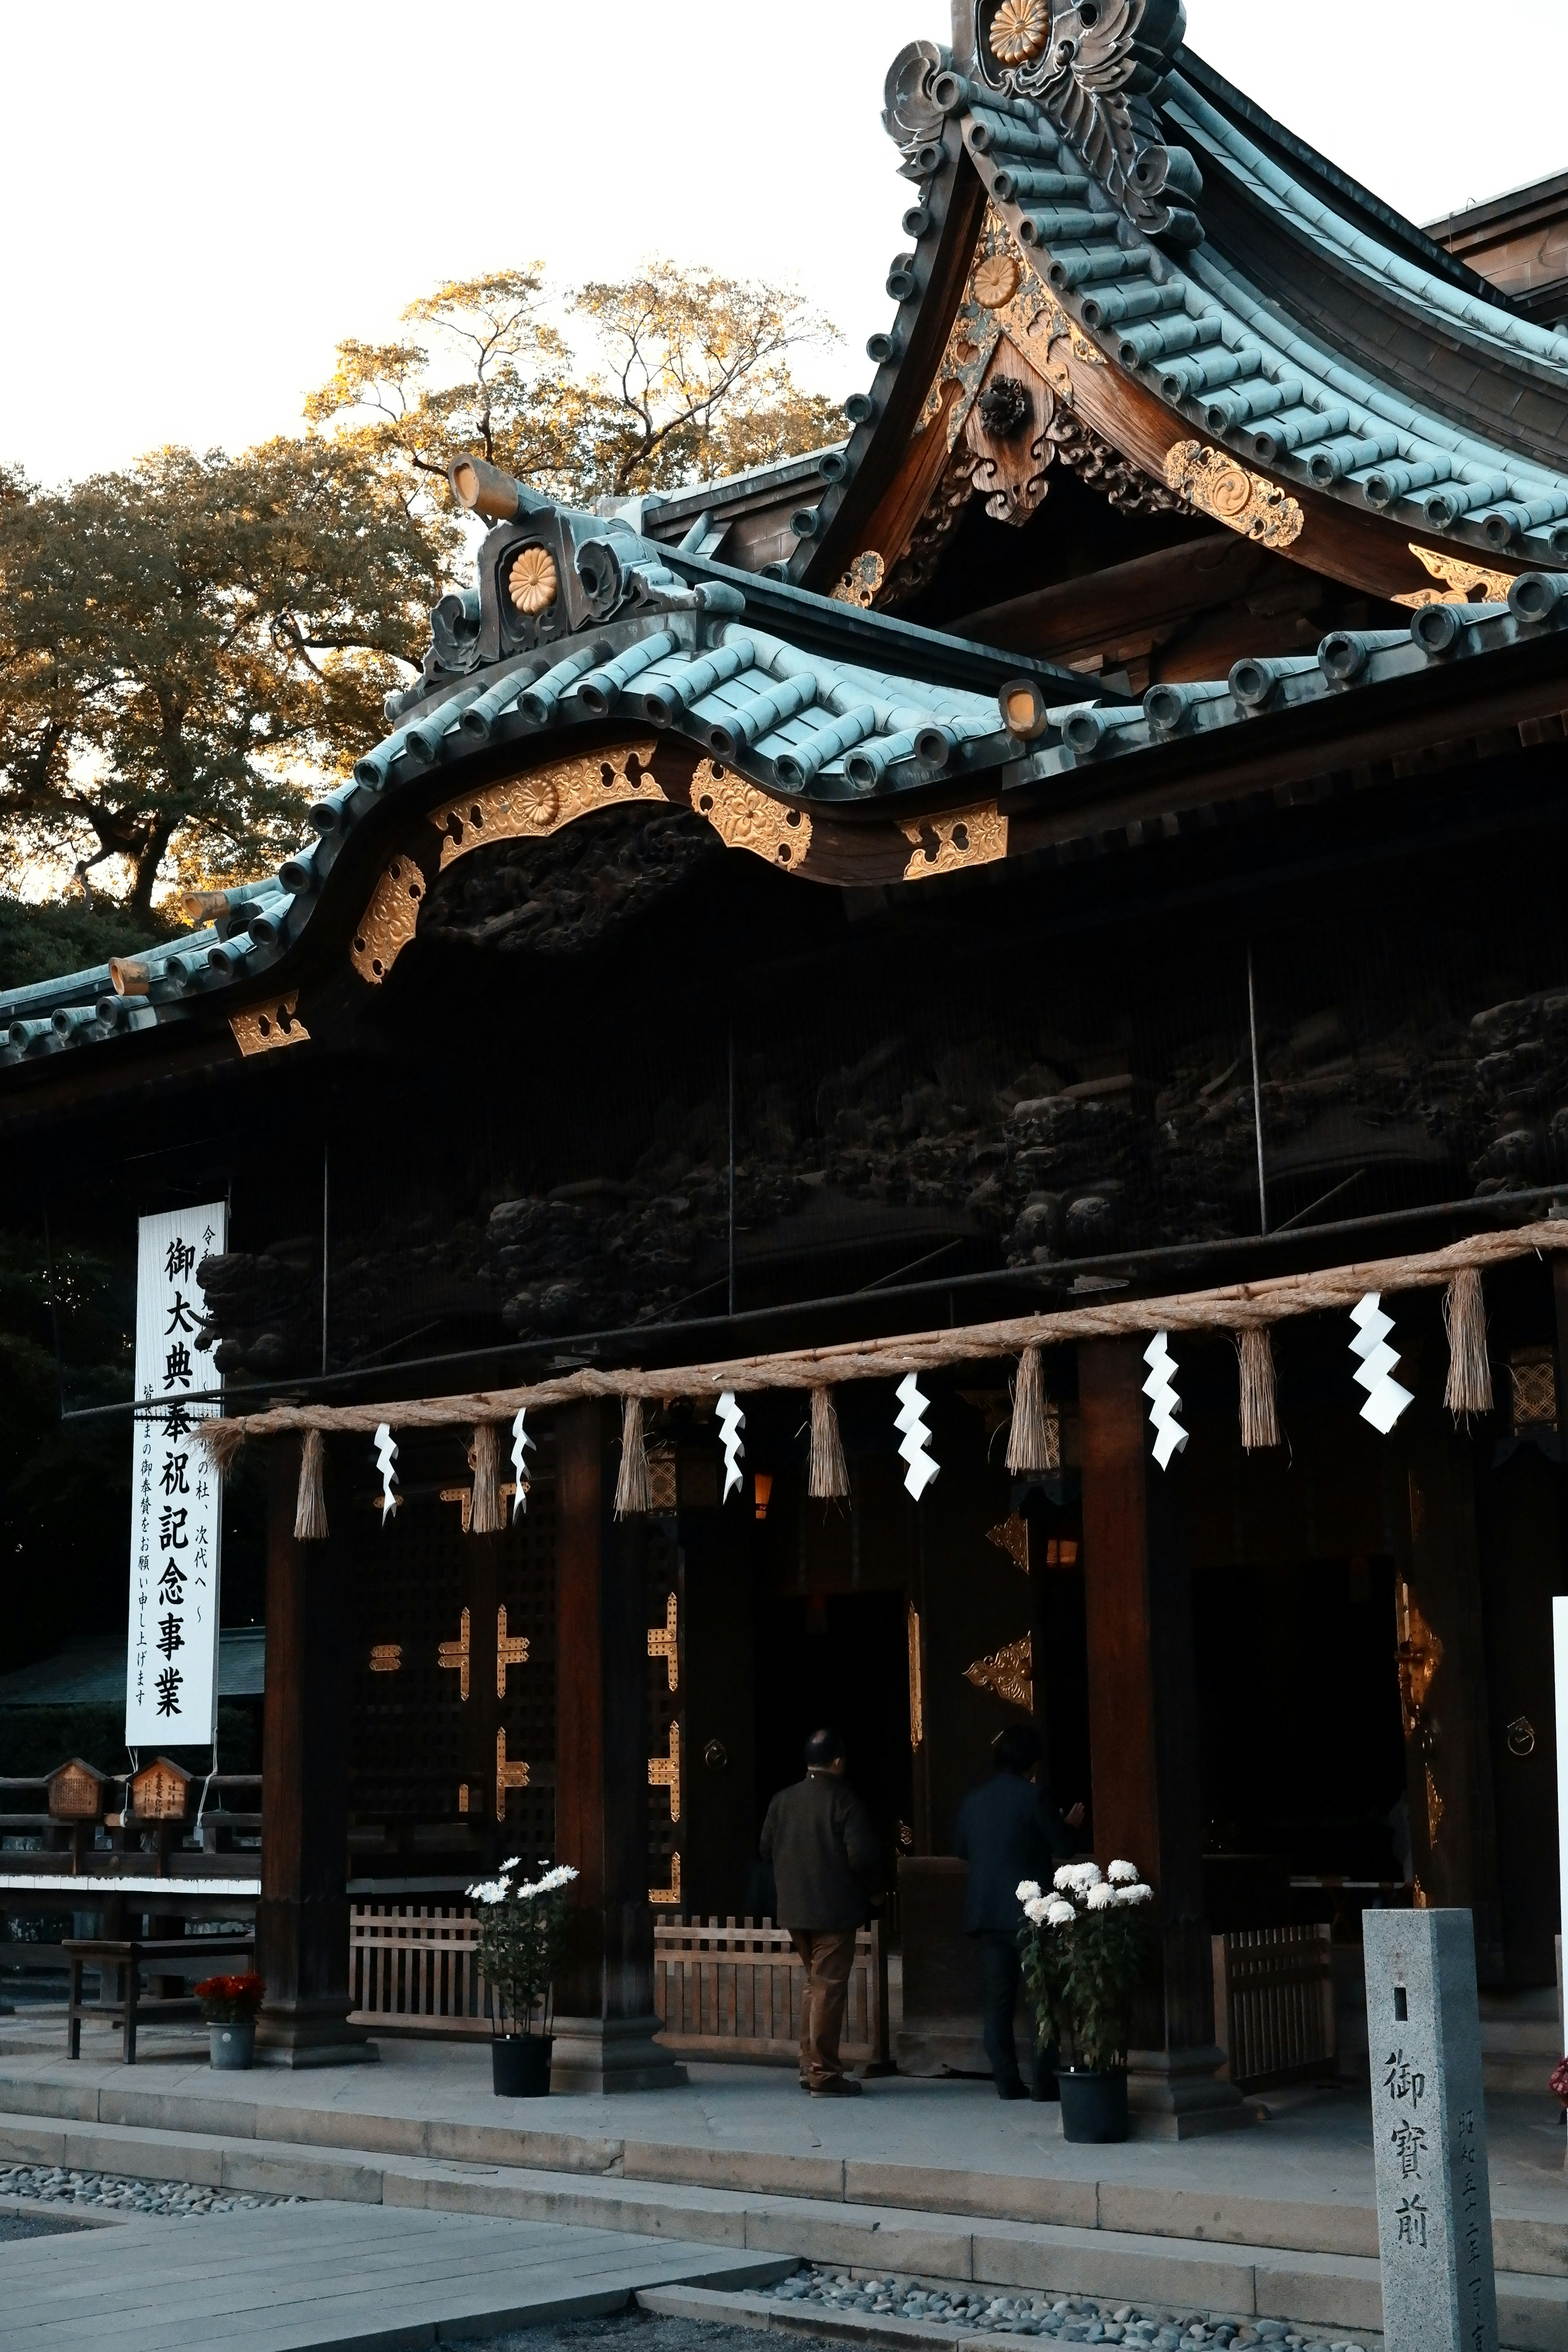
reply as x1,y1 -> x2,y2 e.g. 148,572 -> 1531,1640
1171,48 -> 1503,307
1167,76 -> 1568,376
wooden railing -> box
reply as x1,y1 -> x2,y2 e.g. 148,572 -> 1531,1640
653,1915 -> 889,2067
1212,1924 -> 1336,2091
347,1904 -> 490,2036
345,1902 -> 890,2065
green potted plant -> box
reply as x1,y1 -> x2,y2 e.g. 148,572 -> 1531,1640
468,1858 -> 578,2096
1017,1860 -> 1155,2143
194,1971 -> 265,2070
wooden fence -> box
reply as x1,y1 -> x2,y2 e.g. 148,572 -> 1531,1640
653,1916 -> 889,2066
347,1905 -> 490,2036
1212,1924 -> 1336,2090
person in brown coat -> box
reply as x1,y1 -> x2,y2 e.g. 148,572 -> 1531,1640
759,1726 -> 884,2096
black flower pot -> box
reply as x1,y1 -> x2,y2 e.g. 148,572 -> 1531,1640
1057,2067 -> 1128,2143
492,2033 -> 552,2097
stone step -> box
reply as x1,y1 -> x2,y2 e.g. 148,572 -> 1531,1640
0,2068 -> 1561,2283
0,2108 -> 1563,2350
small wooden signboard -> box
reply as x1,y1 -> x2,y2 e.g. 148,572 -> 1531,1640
47,1759 -> 106,1823
129,1756 -> 192,1822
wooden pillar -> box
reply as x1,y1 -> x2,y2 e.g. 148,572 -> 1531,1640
1396,1332 -> 1504,1982
254,1436 -> 373,2065
1079,1336 -> 1246,2135
550,1400 -> 686,2092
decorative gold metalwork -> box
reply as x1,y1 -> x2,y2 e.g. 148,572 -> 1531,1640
964,1633 -> 1034,1712
918,209 -> 1096,451
433,743 -> 662,871
1425,1764 -> 1445,1852
987,1513 -> 1031,1574
991,0 -> 1049,65
438,1606 -> 471,1703
1394,542 -> 1518,611
648,1592 -> 679,1692
650,1849 -> 682,1906
496,1605 -> 530,1699
1161,442 -> 1307,550
497,1727 -> 530,1820
649,1722 -> 682,1824
507,545 -> 559,615
441,1482 -> 516,1532
972,252 -> 1022,310
1163,441 -> 1304,549
458,1782 -> 470,1815
369,1644 -> 402,1673
690,759 -> 812,870
1510,1348 -> 1558,1430
1395,1582 -> 1442,1741
832,551 -> 886,608
229,992 -> 309,1055
902,802 -> 1008,881
351,855 -> 427,984
1506,1714 -> 1537,1758
907,1603 -> 925,1750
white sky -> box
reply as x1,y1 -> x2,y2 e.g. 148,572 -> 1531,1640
5,2 -> 1568,488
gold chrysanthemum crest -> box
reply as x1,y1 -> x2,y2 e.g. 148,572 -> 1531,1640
990,0 -> 1050,67
508,546 -> 559,615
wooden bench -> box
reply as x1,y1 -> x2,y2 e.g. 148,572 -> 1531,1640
65,1934 -> 254,2064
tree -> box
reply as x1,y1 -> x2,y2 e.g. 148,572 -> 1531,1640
0,439 -> 451,916
574,263 -> 844,495
309,262 -> 842,507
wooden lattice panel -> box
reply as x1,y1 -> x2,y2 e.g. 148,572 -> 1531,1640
350,1465 -> 556,1856
647,1530 -> 683,1903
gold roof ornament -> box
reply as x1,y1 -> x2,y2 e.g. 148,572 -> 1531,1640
507,545 -> 559,615
990,0 -> 1050,68
1164,441 -> 1305,550
1394,542 -> 1518,610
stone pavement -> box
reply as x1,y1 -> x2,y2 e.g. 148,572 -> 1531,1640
0,2025 -> 1559,2347
0,2198 -> 793,2351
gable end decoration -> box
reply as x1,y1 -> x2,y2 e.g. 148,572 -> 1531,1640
964,0 -> 1202,245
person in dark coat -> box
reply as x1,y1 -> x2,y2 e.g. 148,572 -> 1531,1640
953,1721 -> 1084,2100
759,1726 -> 885,2096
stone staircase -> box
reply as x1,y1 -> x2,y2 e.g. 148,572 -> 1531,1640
1483,1987 -> 1565,2098
0,2076 -> 1561,2350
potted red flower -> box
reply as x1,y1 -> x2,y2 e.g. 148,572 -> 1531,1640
194,1972 -> 265,2070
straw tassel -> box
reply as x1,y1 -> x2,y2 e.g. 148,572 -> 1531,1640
809,1387 -> 850,1499
468,1422 -> 503,1534
614,1395 -> 653,1519
197,1419 -> 247,1474
1006,1345 -> 1060,1474
1234,1326 -> 1281,1450
1443,1269 -> 1493,1421
293,1428 -> 329,1541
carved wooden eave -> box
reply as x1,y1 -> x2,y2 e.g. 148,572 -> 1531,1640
797,13 -> 1568,616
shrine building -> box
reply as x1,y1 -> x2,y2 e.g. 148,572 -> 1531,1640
2,1 -> 1566,2116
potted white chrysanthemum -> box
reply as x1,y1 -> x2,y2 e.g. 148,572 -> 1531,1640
466,1857 -> 579,2097
1016,1859 -> 1155,2143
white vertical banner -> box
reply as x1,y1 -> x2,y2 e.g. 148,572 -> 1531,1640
1556,1596 -> 1568,2058
125,1203 -> 227,1746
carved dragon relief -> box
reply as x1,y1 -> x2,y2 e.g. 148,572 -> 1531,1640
972,0 -> 1201,246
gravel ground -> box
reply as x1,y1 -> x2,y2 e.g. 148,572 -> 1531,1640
448,2291 -> 1380,2352
754,2270 -> 1375,2352
0,2163 -> 303,2218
